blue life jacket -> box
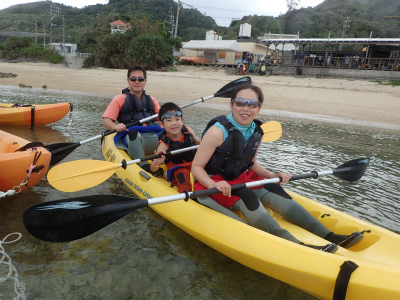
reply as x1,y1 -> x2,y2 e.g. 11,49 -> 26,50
117,90 -> 155,125
203,115 -> 263,181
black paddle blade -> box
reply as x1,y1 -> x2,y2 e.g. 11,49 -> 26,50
213,76 -> 252,98
333,157 -> 370,182
23,195 -> 148,242
45,142 -> 81,165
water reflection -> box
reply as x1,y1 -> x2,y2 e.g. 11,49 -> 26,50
0,86 -> 399,300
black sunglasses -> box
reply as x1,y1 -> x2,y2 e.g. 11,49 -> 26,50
129,77 -> 145,82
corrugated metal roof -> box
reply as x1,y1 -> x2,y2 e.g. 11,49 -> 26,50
183,40 -> 242,52
261,38 -> 400,46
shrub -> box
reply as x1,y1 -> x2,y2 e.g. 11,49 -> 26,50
83,54 -> 96,68
126,34 -> 174,70
48,54 -> 64,64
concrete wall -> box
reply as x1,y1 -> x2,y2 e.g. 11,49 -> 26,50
271,65 -> 400,80
64,56 -> 86,69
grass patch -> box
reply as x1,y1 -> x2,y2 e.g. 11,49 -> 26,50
371,79 -> 383,84
371,79 -> 400,87
389,80 -> 400,87
167,67 -> 178,72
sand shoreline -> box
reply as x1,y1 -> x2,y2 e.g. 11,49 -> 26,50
1,62 -> 399,130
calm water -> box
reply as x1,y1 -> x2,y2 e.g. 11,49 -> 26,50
0,85 -> 399,300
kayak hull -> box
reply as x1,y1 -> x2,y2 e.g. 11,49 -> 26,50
0,102 -> 71,125
0,130 -> 51,192
180,57 -> 210,65
101,134 -> 400,300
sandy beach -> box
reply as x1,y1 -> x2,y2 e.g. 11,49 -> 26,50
1,62 -> 399,130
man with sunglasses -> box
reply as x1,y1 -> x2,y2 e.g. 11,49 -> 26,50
102,65 -> 161,167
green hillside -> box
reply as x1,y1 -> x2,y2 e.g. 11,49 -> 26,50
281,0 -> 400,38
0,0 -> 217,52
0,0 -> 399,53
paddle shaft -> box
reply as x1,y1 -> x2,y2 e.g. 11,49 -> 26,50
149,158 -> 370,205
112,166 -> 361,207
45,76 -> 251,165
120,145 -> 199,168
46,101 -> 204,163
47,121 -> 282,192
83,93 -> 225,145
108,120 -> 278,169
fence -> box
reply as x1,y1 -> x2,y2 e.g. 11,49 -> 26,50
279,54 -> 400,71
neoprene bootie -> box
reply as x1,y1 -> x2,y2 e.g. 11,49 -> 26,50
325,231 -> 363,248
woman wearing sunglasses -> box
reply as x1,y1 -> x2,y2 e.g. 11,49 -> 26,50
192,84 -> 363,253
102,65 -> 161,168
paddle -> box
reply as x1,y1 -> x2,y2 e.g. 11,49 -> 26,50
45,76 -> 252,165
46,121 -> 282,192
23,157 -> 369,242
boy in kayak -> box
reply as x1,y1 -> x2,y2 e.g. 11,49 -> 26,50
102,65 -> 161,169
149,102 -> 200,192
191,84 -> 363,253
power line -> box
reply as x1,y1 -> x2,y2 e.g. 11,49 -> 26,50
181,2 -> 268,15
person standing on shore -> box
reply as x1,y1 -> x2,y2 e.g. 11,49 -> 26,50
102,65 -> 161,170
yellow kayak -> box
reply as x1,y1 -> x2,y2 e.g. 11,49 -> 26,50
100,133 -> 400,300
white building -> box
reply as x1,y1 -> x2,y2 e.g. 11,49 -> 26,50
109,20 -> 129,34
49,43 -> 78,56
206,30 -> 222,41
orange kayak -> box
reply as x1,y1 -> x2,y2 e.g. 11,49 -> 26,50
0,130 -> 51,193
0,102 -> 72,125
180,57 -> 210,64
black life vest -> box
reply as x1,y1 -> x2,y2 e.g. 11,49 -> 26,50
158,125 -> 196,165
203,115 -> 263,181
117,90 -> 155,126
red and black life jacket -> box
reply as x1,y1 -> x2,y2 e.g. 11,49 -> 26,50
158,125 -> 196,192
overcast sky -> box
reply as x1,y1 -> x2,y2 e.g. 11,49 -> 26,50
1,0 -> 325,27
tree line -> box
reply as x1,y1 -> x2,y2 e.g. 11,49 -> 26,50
1,0 -> 399,69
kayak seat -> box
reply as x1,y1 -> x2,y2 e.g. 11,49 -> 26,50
1,141 -> 23,153
164,166 -> 195,192
0,141 -> 12,153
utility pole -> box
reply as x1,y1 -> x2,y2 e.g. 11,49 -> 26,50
50,3 -> 60,44
164,9 -> 175,36
341,17 -> 351,38
174,0 -> 180,38
340,17 -> 351,50
35,20 -> 37,45
43,24 -> 46,47
62,16 -> 66,55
